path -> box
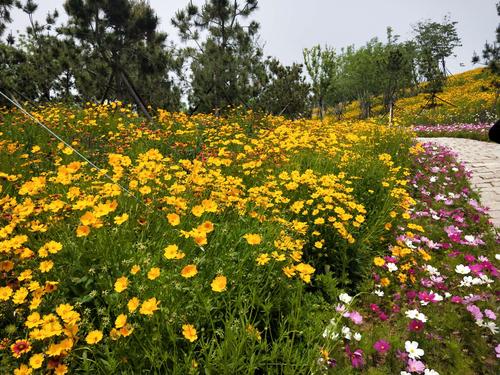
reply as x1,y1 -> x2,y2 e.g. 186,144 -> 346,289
417,137 -> 500,229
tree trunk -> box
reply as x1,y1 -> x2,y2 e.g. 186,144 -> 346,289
119,70 -> 153,123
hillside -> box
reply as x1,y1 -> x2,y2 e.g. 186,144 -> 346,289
338,68 -> 498,126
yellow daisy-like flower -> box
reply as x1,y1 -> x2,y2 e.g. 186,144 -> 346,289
0,286 -> 13,301
76,225 -> 90,237
85,330 -> 103,344
182,324 -> 198,342
139,297 -> 160,315
243,233 -> 262,245
167,213 -> 180,226
211,275 -> 227,292
39,260 -> 54,273
181,264 -> 198,278
14,364 -> 32,375
147,267 -> 161,280
114,213 -> 129,225
29,353 -> 44,369
256,253 -> 270,265
373,257 -> 385,267
127,297 -> 140,313
114,276 -> 129,293
130,264 -> 141,275
115,314 -> 127,329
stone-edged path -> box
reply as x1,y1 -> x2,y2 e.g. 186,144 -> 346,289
417,137 -> 500,228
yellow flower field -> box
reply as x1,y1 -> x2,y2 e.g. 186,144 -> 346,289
0,103 -> 418,372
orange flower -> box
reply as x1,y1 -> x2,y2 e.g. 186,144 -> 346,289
181,264 -> 198,278
76,225 -> 90,237
167,213 -> 180,226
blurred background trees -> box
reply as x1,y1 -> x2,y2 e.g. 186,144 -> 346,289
1,0 -> 486,120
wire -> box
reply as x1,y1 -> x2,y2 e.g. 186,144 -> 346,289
0,89 -> 145,206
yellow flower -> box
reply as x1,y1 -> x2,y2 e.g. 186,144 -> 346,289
14,364 -> 32,375
29,353 -> 44,369
76,225 -> 90,237
127,297 -> 140,313
115,314 -> 127,329
139,297 -> 160,315
380,277 -> 390,287
211,275 -> 227,292
85,330 -> 103,344
256,253 -> 270,265
80,211 -> 97,226
54,364 -> 69,375
373,257 -> 385,267
182,324 -> 198,342
114,213 -> 129,225
0,286 -> 13,301
13,287 -> 29,304
164,244 -> 184,259
39,260 -> 54,273
114,276 -> 129,293
130,264 -> 140,275
167,213 -> 180,226
243,233 -> 262,245
191,205 -> 205,217
147,267 -> 161,280
181,264 -> 198,278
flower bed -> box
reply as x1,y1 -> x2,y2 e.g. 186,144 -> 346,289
321,142 -> 499,374
413,123 -> 492,141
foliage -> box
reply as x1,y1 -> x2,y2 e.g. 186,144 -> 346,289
252,58 -> 311,118
172,0 -> 265,114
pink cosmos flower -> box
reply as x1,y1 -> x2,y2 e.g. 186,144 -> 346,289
466,305 -> 483,321
347,311 -> 363,325
485,309 -> 496,320
407,359 -> 426,373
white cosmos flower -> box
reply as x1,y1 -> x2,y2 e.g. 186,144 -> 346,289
455,264 -> 470,275
374,289 -> 384,297
341,326 -> 352,340
486,322 -> 499,334
405,309 -> 419,319
405,341 -> 424,359
424,369 -> 440,375
353,332 -> 362,341
339,293 -> 353,304
387,262 -> 398,272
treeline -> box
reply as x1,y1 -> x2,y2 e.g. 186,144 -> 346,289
0,0 -> 497,119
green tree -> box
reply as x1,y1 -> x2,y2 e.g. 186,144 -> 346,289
413,16 -> 461,106
253,58 -> 310,118
63,0 -> 181,114
303,45 -> 336,119
472,2 -> 500,74
0,0 -> 14,36
172,0 -> 264,114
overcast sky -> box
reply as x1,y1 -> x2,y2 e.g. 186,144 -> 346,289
7,0 -> 499,73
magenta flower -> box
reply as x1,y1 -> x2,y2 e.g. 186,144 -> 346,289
408,319 -> 425,332
373,339 -> 391,354
485,309 -> 497,320
378,311 -> 388,321
450,296 -> 462,304
345,345 -> 364,368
